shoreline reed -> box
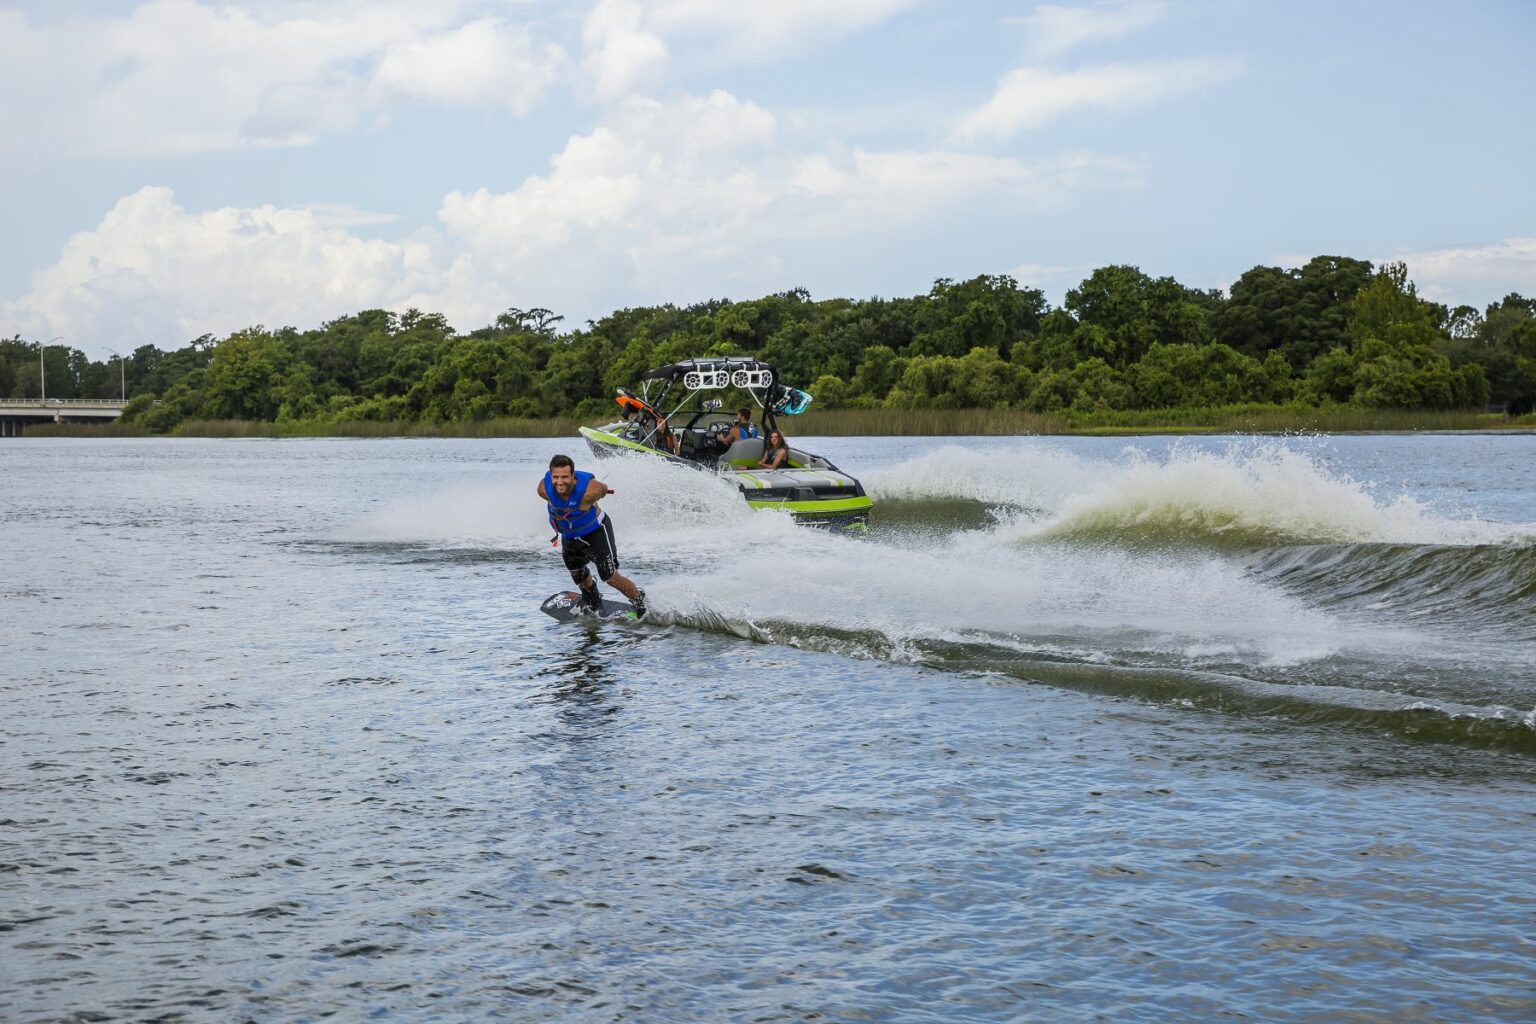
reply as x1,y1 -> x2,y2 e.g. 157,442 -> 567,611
16,405 -> 1535,439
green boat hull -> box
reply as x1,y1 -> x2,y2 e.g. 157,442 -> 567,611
580,425 -> 872,529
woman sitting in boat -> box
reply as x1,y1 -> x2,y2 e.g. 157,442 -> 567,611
649,413 -> 679,454
756,429 -> 790,470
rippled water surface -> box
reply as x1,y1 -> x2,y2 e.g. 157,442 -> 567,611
4,434 -> 1536,1022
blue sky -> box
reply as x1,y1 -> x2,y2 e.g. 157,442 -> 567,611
2,0 -> 1532,355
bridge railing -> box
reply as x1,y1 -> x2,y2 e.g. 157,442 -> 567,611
0,398 -> 130,407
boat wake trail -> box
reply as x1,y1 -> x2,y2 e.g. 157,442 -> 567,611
657,441 -> 1536,754
658,611 -> 1536,754
335,438 -> 1536,754
1247,542 -> 1536,640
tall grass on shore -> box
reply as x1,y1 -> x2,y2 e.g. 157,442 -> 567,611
16,405 -> 1532,439
791,404 -> 1531,436
170,417 -> 585,438
19,417 -> 581,439
19,422 -> 154,438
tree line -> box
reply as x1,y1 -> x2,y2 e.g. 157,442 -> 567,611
3,255 -> 1534,431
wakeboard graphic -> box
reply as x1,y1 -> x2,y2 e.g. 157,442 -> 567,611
540,591 -> 640,622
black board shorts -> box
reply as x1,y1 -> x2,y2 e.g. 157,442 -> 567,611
561,516 -> 620,581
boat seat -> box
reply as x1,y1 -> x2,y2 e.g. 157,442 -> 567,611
720,437 -> 764,468
718,437 -> 830,471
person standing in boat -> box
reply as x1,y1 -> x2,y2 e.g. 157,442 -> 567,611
538,454 -> 647,617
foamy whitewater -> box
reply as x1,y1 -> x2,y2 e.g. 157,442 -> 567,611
342,434 -> 1536,744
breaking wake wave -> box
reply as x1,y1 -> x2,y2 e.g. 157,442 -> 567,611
340,438 -> 1536,754
870,443 -> 1528,548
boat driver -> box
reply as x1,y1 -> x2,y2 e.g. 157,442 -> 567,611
538,454 -> 648,618
714,407 -> 760,448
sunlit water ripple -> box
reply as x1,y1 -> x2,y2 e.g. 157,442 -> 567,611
3,434 -> 1535,1022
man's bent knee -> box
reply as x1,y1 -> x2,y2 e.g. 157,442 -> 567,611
570,565 -> 593,587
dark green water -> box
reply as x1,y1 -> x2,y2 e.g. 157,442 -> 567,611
2,434 -> 1534,1022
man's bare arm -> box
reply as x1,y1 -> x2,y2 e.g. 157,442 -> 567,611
537,480 -> 548,500
578,479 -> 609,510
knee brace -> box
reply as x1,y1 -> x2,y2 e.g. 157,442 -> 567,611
569,565 -> 593,587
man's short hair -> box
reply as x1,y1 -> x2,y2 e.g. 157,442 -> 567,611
549,454 -> 575,470
737,407 -> 751,419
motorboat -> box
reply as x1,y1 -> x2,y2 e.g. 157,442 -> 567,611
578,357 -> 872,530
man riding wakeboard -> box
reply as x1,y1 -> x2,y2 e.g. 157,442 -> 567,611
538,454 -> 647,618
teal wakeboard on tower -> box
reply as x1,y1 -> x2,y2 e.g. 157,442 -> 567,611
578,357 -> 872,530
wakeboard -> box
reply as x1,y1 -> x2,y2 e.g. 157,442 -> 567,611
540,591 -> 641,622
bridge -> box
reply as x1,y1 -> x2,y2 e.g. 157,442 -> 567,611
0,398 -> 129,436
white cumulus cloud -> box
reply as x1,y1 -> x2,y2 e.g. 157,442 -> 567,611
2,89 -> 1143,349
439,90 -> 1139,310
645,0 -> 919,55
956,57 -> 1242,139
1392,238 -> 1536,307
578,0 -> 917,98
1006,0 -> 1167,57
581,0 -> 672,100
439,90 -> 783,302
792,149 -> 1138,215
0,187 -> 448,347
374,17 -> 566,113
0,2 -> 565,159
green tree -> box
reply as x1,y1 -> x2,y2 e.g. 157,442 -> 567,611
1213,256 -> 1373,369
885,354 -> 961,409
118,393 -> 156,424
1305,347 -> 1358,404
950,346 -> 1022,407
1493,318 -> 1536,414
1449,294 -> 1536,412
849,345 -> 903,401
908,275 -> 1047,359
1026,358 -> 1132,413
139,372 -> 207,432
810,374 -> 849,408
275,362 -> 320,421
1064,265 -> 1218,369
1330,263 -> 1484,409
1128,342 -> 1287,408
200,328 -> 286,420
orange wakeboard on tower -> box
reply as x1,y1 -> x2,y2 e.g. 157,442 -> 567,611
614,390 -> 678,453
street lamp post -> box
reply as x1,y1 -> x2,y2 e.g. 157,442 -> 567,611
103,348 -> 126,401
39,336 -> 61,402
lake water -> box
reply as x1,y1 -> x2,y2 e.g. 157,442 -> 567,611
3,433 -> 1535,1022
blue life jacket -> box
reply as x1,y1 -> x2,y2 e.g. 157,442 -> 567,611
734,423 -> 760,440
545,469 -> 604,537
